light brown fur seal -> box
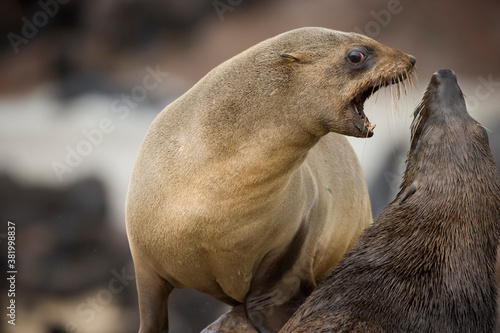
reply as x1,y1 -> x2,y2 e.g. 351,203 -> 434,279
125,27 -> 416,333
280,69 -> 500,333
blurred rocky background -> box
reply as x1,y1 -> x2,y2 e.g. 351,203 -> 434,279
0,0 -> 499,332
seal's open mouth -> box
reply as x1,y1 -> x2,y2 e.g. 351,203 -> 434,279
351,85 -> 382,135
350,74 -> 413,137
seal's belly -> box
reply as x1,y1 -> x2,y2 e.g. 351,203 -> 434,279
159,214 -> 300,303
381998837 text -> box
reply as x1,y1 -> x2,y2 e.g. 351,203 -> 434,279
6,221 -> 17,326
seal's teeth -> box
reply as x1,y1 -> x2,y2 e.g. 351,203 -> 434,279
354,104 -> 362,117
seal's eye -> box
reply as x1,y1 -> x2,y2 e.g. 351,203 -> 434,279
347,49 -> 365,64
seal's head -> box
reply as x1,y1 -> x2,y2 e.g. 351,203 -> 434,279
208,28 -> 416,141
266,28 -> 416,138
399,68 -> 498,205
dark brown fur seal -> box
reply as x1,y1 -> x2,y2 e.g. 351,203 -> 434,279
280,69 -> 500,333
126,27 -> 415,333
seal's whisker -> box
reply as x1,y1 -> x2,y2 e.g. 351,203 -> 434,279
407,70 -> 413,113
406,72 -> 417,106
389,81 -> 399,148
401,75 -> 407,110
409,72 -> 414,89
400,80 -> 405,114
369,77 -> 382,124
407,71 -> 413,99
394,81 -> 401,117
399,79 -> 404,116
385,81 -> 392,137
403,70 -> 409,97
401,74 -> 408,113
403,69 -> 413,129
412,71 -> 421,95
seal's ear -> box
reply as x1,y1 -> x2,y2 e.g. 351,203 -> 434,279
399,181 -> 418,204
280,52 -> 309,63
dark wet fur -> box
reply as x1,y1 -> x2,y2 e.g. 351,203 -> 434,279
281,69 -> 500,333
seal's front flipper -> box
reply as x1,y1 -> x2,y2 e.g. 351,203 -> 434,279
245,280 -> 314,333
244,219 -> 314,332
399,180 -> 419,204
133,255 -> 173,333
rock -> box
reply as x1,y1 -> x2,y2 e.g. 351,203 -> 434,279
201,305 -> 258,333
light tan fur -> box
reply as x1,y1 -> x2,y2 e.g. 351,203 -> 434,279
126,27 -> 415,333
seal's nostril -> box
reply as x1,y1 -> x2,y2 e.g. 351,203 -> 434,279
409,55 -> 416,66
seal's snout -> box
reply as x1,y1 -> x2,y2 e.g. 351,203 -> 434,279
427,68 -> 465,114
432,69 -> 458,87
411,70 -> 469,146
432,69 -> 459,88
435,69 -> 455,79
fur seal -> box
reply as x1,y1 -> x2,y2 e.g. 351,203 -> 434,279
125,27 -> 416,333
280,69 -> 500,333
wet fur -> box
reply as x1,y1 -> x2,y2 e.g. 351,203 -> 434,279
280,70 -> 500,333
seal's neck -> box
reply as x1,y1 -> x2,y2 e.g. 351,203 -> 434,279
184,74 -> 321,188
403,117 -> 496,199
197,109 -> 319,192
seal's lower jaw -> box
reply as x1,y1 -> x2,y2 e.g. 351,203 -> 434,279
349,104 -> 374,138
348,85 -> 381,138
